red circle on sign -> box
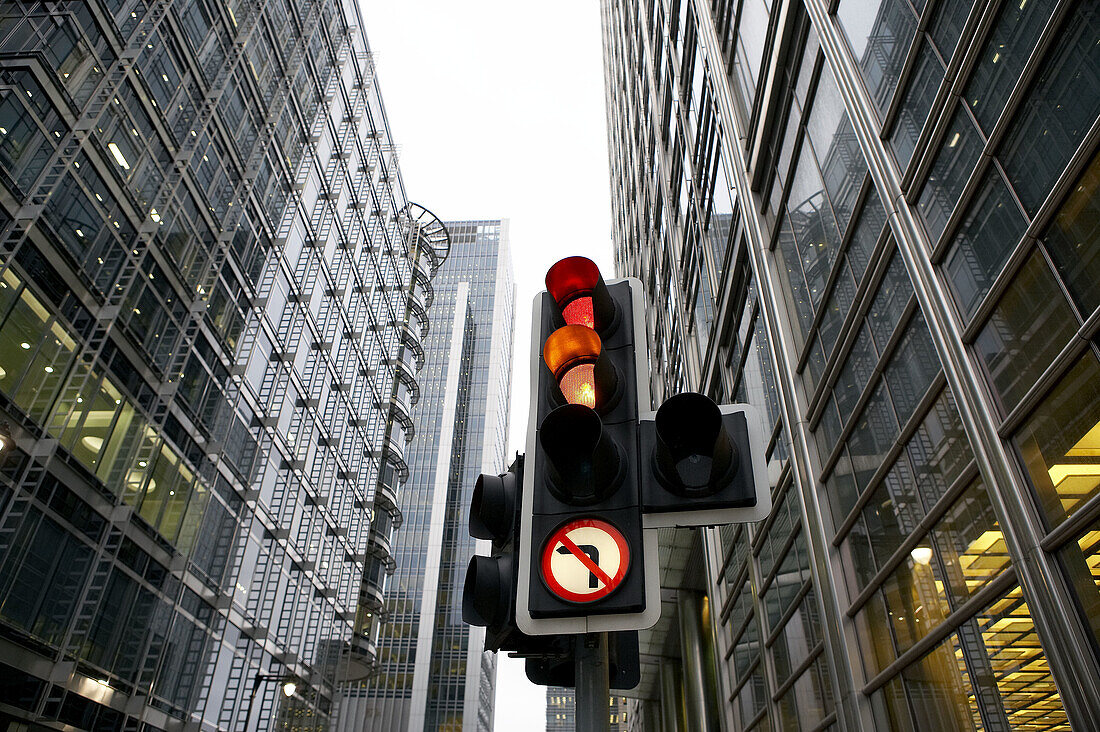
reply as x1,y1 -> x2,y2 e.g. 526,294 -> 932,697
540,518 -> 630,603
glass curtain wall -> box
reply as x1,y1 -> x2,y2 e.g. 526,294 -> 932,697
601,0 -> 1100,728
0,1 -> 447,729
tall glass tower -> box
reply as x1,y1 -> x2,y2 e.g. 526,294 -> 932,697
335,220 -> 515,732
602,0 -> 1100,729
0,1 -> 447,730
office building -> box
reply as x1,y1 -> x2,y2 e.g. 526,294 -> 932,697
546,687 -> 635,731
335,220 -> 514,732
601,0 -> 1099,729
0,0 -> 447,729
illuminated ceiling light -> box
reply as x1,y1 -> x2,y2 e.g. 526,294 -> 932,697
1048,463 -> 1100,485
107,142 -> 131,170
911,546 -> 933,565
76,228 -> 85,238
282,681 -> 297,697
0,366 -> 6,379
81,435 -> 104,452
19,342 -> 30,349
43,366 -> 53,373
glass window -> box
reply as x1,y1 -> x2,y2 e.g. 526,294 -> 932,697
889,43 -> 945,171
916,106 -> 983,245
967,587 -> 1068,727
883,313 -> 938,421
931,480 -> 1008,604
1042,148 -> 1100,319
975,251 -> 1079,412
907,387 -> 972,511
963,0 -> 1057,134
1012,352 -> 1100,529
899,633 -> 982,730
942,167 -> 1027,318
998,2 -> 1100,215
868,252 -> 914,352
1059,519 -> 1100,655
846,382 -> 899,490
928,0 -> 968,63
836,0 -> 918,115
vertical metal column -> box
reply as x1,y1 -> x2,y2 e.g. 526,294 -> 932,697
575,633 -> 610,732
658,661 -> 683,732
677,591 -> 720,732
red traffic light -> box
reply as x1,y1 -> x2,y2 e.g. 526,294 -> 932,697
545,256 -> 617,333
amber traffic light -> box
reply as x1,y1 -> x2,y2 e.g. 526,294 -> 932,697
542,325 -> 621,411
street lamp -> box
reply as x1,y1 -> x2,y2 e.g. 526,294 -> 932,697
244,672 -> 298,729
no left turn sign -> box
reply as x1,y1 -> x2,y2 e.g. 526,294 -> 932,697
540,518 -> 630,603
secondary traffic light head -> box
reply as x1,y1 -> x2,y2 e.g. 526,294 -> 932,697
463,455 -> 525,651
640,396 -> 772,528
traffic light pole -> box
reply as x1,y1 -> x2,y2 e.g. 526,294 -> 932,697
575,633 -> 611,732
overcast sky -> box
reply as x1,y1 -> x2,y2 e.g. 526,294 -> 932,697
354,0 -> 614,727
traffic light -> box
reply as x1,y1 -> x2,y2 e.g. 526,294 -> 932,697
463,454 -> 526,652
516,257 -> 660,636
639,394 -> 772,528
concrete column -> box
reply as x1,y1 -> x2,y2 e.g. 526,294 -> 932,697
677,590 -> 720,732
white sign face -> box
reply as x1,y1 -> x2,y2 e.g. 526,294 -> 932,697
540,518 -> 630,603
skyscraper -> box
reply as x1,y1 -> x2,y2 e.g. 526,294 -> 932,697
336,220 -> 515,732
601,0 -> 1099,729
0,1 -> 447,729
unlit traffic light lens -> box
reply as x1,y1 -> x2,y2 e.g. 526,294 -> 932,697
654,392 -> 737,496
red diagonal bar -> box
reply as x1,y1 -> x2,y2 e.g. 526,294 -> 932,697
559,533 -> 614,588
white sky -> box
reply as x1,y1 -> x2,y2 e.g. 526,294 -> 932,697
354,1 -> 615,728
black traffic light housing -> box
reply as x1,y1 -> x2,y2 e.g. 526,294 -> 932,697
640,395 -> 772,528
517,260 -> 661,636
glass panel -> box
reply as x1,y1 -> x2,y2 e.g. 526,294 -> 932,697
902,634 -> 981,730
836,0 -> 918,115
807,66 -> 867,234
943,167 -> 1027,318
883,313 -> 938,421
975,251 -> 1079,411
970,587 -> 1068,727
1059,521 -> 1100,655
1042,148 -> 1100,319
1013,352 -> 1100,529
916,106 -> 983,245
881,551 -> 952,655
964,0 -> 1057,134
999,2 -> 1100,215
868,252 -> 914,352
908,386 -> 972,511
932,480 -> 1008,604
890,43 -> 945,171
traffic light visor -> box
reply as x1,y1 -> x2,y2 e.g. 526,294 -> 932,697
544,325 -> 602,408
545,256 -> 617,332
